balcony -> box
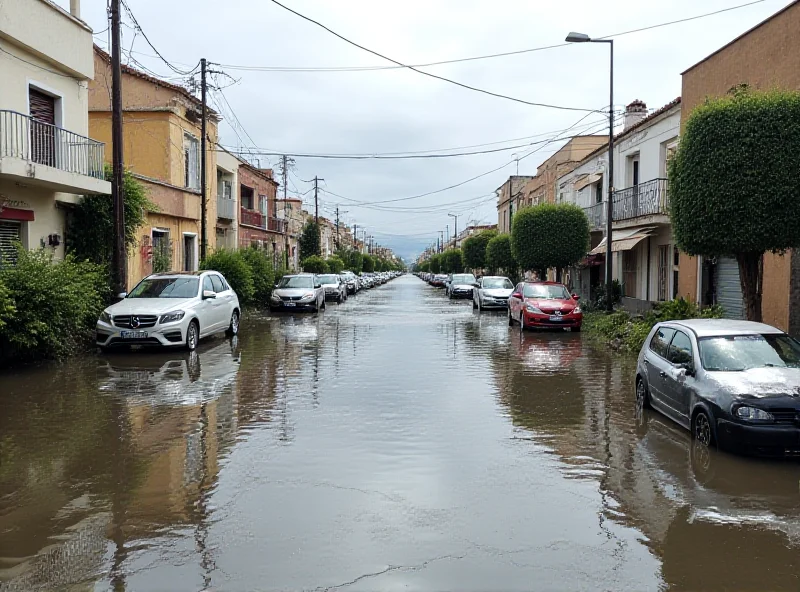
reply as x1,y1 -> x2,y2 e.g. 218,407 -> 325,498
583,202 -> 606,231
0,110 -> 110,195
612,178 -> 669,224
217,196 -> 236,220
240,207 -> 287,234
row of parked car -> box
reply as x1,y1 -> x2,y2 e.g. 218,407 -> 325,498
270,270 -> 402,312
416,271 -> 583,331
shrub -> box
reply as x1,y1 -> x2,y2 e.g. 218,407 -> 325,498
0,248 -> 108,362
299,220 -> 321,260
327,256 -> 345,273
511,203 -> 589,274
240,247 -> 275,306
485,233 -> 516,275
462,230 -> 497,271
302,255 -> 329,274
201,249 -> 255,304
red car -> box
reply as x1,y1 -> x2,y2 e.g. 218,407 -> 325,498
508,281 -> 582,331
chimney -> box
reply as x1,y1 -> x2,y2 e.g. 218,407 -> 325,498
70,0 -> 80,18
623,100 -> 647,130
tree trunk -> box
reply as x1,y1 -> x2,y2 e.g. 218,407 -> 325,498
736,251 -> 763,322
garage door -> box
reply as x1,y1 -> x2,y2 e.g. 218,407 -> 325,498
0,221 -> 21,265
715,256 -> 744,319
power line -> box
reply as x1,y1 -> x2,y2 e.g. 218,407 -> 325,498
222,0 -> 768,73
265,0 -> 597,113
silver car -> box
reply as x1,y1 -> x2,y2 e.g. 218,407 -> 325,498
269,274 -> 326,312
318,273 -> 348,303
473,276 -> 515,310
341,271 -> 360,294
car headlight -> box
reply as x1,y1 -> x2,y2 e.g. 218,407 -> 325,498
99,310 -> 111,324
574,307 -> 582,314
525,305 -> 543,314
270,293 -> 281,301
160,310 -> 186,324
300,292 -> 315,301
735,406 -> 774,421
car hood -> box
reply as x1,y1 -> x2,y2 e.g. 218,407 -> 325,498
524,298 -> 577,312
707,367 -> 800,397
483,288 -> 513,297
321,283 -> 340,288
107,298 -> 193,315
274,288 -> 315,297
451,283 -> 475,289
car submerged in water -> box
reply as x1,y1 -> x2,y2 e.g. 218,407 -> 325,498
269,274 -> 326,312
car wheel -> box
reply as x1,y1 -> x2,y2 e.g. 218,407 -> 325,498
635,377 -> 651,409
226,310 -> 240,337
473,298 -> 478,309
693,409 -> 715,447
185,320 -> 199,352
321,299 -> 326,311
508,308 -> 514,326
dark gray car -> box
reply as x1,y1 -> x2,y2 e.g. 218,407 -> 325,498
636,319 -> 800,457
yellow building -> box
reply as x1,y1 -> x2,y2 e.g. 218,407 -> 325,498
88,46 -> 219,289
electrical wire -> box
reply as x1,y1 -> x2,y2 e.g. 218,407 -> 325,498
265,0 -> 597,113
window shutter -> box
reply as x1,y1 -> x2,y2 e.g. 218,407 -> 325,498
0,221 -> 22,265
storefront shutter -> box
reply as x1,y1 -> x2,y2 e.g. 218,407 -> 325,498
715,257 -> 744,319
0,221 -> 22,265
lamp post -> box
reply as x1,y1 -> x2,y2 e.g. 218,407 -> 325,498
566,32 -> 614,312
448,213 -> 458,248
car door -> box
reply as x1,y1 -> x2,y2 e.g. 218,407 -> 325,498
509,283 -> 524,318
665,330 -> 696,425
475,279 -> 483,305
210,274 -> 233,330
644,326 -> 676,411
199,275 -> 219,335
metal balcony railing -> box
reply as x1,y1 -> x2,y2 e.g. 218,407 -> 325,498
217,196 -> 236,219
0,110 -> 105,178
583,202 -> 606,231
612,178 -> 669,222
240,207 -> 287,234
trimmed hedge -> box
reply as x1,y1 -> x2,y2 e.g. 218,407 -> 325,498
511,203 -> 589,273
302,255 -> 329,274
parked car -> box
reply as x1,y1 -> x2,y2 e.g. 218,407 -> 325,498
341,271 -> 360,294
96,271 -> 240,352
269,274 -> 326,312
430,274 -> 448,288
447,273 -> 477,299
636,319 -> 800,456
507,281 -> 582,331
318,273 -> 348,303
473,276 -> 515,310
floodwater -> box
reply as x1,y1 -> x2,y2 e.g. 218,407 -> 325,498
2,276 -> 800,591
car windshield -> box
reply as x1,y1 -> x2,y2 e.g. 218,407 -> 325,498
483,278 -> 514,289
278,276 -> 313,289
452,274 -> 476,284
128,277 -> 199,298
318,275 -> 340,284
523,284 -> 571,299
699,334 -> 800,371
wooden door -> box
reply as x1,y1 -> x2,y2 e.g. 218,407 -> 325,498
29,89 -> 56,167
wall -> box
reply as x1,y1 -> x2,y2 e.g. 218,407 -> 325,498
614,107 -> 680,188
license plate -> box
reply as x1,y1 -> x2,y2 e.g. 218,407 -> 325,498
284,302 -> 296,307
549,315 -> 563,322
121,330 -> 148,339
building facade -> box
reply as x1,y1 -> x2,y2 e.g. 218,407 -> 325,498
0,0 -> 111,262
496,176 -> 534,234
215,148 -> 240,250
276,197 -> 306,271
676,0 -> 800,333
237,163 -> 285,267
88,46 -> 218,288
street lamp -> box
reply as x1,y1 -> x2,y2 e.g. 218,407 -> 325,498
448,213 -> 458,247
566,31 -> 614,312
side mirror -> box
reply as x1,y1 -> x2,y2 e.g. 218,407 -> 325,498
203,290 -> 216,299
572,294 -> 580,300
678,362 -> 695,377
315,283 -> 322,289
116,292 -> 128,299
511,292 -> 522,299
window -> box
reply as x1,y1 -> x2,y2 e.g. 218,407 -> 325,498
668,331 -> 693,365
210,274 -> 225,293
183,234 -> 196,272
649,327 -> 676,358
129,277 -> 199,298
657,245 -> 669,301
184,133 -> 200,189
259,194 -> 268,215
241,185 -> 254,210
699,334 -> 800,372
0,221 -> 22,266
219,180 -> 232,199
595,175 -> 603,204
203,275 -> 214,293
663,139 -> 679,176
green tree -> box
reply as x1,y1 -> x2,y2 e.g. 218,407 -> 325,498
462,230 -> 497,271
67,166 -> 157,266
299,220 -> 321,260
326,255 -> 345,273
362,254 -> 375,273
670,88 -> 800,321
429,254 -> 442,274
441,248 -> 464,274
511,204 -> 589,275
301,255 -> 328,274
418,261 -> 430,273
201,249 -> 255,304
486,233 -> 516,276
240,247 -> 275,306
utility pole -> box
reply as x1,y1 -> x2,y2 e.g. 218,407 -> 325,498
110,0 -> 126,294
200,57 -> 208,261
448,213 -> 458,247
438,231 -> 444,253
313,176 -> 322,224
335,206 -> 340,250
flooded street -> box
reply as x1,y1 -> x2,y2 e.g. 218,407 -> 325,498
3,275 -> 800,591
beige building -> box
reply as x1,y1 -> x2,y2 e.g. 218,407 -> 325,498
496,175 -> 534,234
676,0 -> 800,333
276,197 -> 307,271
0,0 -> 111,262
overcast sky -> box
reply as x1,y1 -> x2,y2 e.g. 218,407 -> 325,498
69,0 -> 784,259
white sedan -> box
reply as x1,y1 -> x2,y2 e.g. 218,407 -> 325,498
96,271 -> 240,351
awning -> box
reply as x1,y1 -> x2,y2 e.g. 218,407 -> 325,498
589,226 -> 656,255
0,206 -> 35,221
574,173 -> 601,191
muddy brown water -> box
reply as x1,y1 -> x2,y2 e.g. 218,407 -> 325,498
2,275 -> 800,591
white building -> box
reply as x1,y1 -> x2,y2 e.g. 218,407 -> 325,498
0,0 -> 111,262
215,147 -> 240,250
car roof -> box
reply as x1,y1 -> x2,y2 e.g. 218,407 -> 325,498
283,273 -> 315,278
523,281 -> 564,286
661,318 -> 785,337
481,276 -> 510,279
149,271 -> 205,277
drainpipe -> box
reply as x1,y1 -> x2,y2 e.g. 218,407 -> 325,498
70,0 -> 81,18
646,237 -> 651,301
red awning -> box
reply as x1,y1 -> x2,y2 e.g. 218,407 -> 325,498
0,207 -> 34,221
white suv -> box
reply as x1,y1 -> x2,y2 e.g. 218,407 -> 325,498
96,271 -> 240,351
